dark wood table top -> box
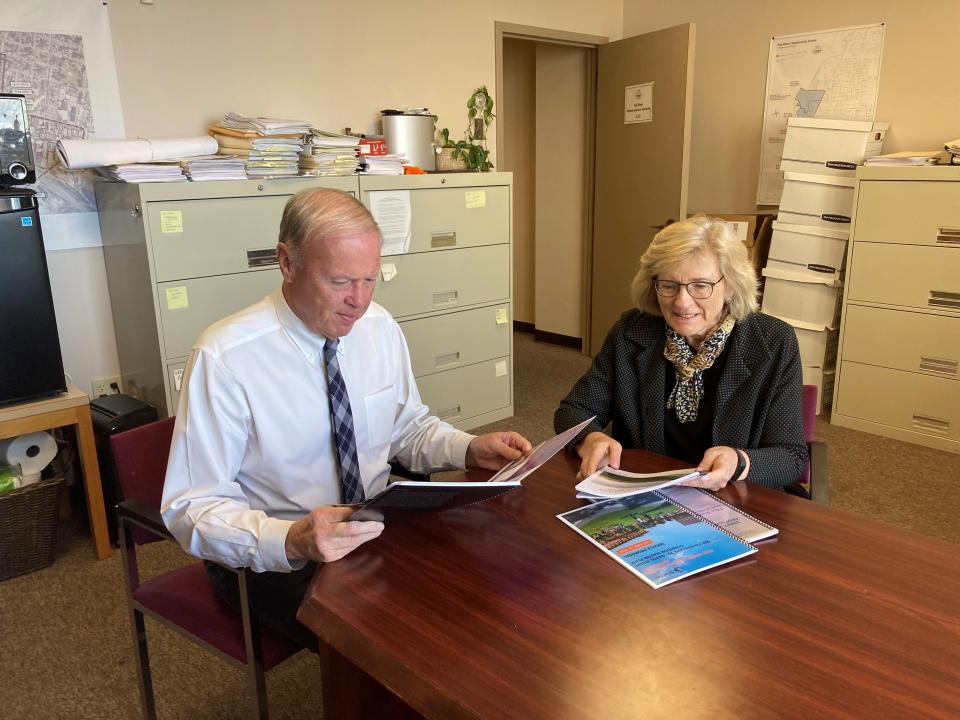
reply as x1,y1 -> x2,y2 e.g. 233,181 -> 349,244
298,450 -> 960,719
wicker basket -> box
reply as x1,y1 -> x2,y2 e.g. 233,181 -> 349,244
0,474 -> 64,581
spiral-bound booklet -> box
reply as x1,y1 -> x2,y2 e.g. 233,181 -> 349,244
659,486 -> 778,543
558,490 -> 757,589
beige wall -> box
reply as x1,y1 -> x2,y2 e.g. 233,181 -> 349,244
502,39 -> 537,324
107,1 -> 622,146
624,0 -> 960,212
50,1 -> 623,398
534,43 -> 588,338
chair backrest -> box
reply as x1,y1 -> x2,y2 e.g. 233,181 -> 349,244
110,416 -> 176,544
799,384 -> 817,484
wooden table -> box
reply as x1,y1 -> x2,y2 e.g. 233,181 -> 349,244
298,450 -> 960,719
0,385 -> 111,559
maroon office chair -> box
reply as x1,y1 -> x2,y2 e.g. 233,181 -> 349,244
112,417 -> 303,720
785,384 -> 828,503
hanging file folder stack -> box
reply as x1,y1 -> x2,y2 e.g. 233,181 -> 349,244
761,117 -> 888,413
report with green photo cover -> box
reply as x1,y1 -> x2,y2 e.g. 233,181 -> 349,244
558,490 -> 757,589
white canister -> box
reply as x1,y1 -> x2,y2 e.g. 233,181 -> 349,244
381,113 -> 437,171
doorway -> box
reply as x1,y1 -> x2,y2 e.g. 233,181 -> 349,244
496,23 -> 605,353
497,22 -> 696,357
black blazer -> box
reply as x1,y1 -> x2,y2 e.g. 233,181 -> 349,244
554,310 -> 807,487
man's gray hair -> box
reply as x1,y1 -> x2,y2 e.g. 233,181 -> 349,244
278,188 -> 380,264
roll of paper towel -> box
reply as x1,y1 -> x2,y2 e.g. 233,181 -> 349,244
0,432 -> 57,485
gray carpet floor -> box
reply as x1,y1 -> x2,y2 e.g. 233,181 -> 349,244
2,331 -> 957,719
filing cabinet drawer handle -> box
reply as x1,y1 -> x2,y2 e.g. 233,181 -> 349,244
246,248 -> 278,268
928,291 -> 960,310
911,414 -> 950,435
433,290 -> 459,305
431,232 -> 457,248
437,405 -> 461,421
919,356 -> 959,377
435,351 -> 460,368
936,227 -> 960,245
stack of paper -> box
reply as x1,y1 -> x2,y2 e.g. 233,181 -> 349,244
181,155 -> 247,181
214,134 -> 303,178
101,163 -> 186,183
864,151 -> 941,166
215,112 -> 311,137
299,129 -> 360,176
360,154 -> 407,175
944,138 -> 960,165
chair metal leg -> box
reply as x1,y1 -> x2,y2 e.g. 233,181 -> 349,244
238,568 -> 269,719
120,516 -> 157,720
130,607 -> 158,720
246,657 -> 269,719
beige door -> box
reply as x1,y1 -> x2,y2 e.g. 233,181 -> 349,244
589,23 -> 695,355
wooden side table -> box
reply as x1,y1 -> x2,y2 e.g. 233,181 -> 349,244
0,385 -> 111,559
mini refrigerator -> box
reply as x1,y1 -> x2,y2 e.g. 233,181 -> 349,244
0,188 -> 66,406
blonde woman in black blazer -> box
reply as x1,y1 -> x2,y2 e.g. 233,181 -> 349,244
555,215 -> 807,490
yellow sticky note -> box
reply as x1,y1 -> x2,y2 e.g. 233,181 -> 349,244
165,286 -> 189,310
494,360 -> 507,377
495,307 -> 508,325
160,210 -> 183,233
465,190 -> 486,209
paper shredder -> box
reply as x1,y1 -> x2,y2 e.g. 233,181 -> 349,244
90,394 -> 158,544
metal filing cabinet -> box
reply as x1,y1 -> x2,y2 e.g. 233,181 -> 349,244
96,177 -> 359,416
832,165 -> 960,452
362,173 -> 514,430
96,173 -> 514,431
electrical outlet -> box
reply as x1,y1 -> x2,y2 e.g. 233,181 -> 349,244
91,376 -> 122,397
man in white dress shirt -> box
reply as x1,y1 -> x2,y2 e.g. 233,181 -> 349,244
161,188 -> 530,647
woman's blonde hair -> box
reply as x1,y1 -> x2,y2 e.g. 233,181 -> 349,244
629,214 -> 759,320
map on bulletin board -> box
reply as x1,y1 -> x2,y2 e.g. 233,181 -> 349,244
0,1 -> 125,250
756,23 -> 885,206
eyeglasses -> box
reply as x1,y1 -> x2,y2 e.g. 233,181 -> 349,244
654,277 -> 724,299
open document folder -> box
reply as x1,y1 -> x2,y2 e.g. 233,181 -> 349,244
349,417 -> 595,523
488,416 -> 596,483
575,466 -> 703,500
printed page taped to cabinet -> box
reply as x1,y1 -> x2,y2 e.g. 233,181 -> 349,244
369,190 -> 412,255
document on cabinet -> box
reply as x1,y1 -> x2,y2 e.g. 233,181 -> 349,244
369,190 -> 411,255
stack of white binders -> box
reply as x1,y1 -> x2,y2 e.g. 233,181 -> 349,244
761,117 -> 888,413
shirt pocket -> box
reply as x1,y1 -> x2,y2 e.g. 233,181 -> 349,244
362,384 -> 398,450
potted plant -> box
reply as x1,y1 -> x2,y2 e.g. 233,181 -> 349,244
436,86 -> 495,172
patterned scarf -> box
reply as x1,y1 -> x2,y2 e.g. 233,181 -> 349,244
664,314 -> 735,423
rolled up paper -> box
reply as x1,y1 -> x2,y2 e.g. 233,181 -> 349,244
55,136 -> 218,169
0,431 -> 57,485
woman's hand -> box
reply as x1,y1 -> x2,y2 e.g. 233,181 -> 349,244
683,446 -> 749,491
575,432 -> 623,480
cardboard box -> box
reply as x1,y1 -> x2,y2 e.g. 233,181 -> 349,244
778,172 -> 856,230
781,118 -> 889,177
688,212 -> 774,276
761,266 -> 843,328
802,365 -> 835,415
766,221 -> 849,285
358,137 -> 388,156
770,313 -> 839,367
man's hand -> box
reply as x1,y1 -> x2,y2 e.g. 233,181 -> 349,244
465,431 -> 533,470
284,506 -> 384,564
575,431 -> 623,480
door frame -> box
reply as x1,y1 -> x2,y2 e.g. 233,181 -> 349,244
495,22 -> 608,354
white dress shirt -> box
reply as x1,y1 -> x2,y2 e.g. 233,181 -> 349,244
161,289 -> 474,572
